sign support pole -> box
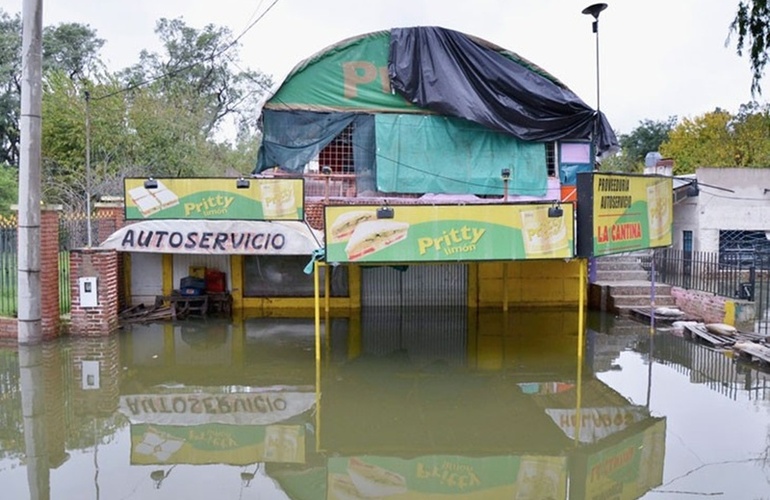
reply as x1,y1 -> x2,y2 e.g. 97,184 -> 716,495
575,258 -> 586,446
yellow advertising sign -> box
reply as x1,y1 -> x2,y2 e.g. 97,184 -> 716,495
324,203 -> 575,263
327,455 -> 567,499
123,177 -> 304,221
577,173 -> 672,257
572,418 -> 666,500
130,423 -> 306,465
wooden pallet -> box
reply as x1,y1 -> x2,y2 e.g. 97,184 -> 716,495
119,304 -> 175,323
630,307 -> 701,324
682,323 -> 735,347
733,341 -> 770,366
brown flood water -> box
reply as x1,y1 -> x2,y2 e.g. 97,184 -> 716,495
0,308 -> 769,499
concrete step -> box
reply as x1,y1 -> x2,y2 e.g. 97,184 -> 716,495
611,295 -> 676,308
606,284 -> 672,296
614,304 -> 679,317
595,269 -> 649,281
595,262 -> 647,272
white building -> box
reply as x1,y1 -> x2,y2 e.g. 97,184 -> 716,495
673,167 -> 770,255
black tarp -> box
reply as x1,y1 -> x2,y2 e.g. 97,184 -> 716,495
388,27 -> 618,158
255,27 -> 618,176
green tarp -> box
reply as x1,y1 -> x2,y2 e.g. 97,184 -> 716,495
375,114 -> 547,196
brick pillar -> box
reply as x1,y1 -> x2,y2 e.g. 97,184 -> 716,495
70,249 -> 120,336
71,335 -> 120,417
40,207 -> 62,339
94,197 -> 125,244
95,198 -> 127,310
4,205 -> 61,341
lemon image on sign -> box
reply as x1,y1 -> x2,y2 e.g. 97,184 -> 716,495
520,209 -> 568,255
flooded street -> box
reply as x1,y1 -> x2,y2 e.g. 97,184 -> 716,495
1,309 -> 769,499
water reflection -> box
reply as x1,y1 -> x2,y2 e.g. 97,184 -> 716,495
0,309 -> 768,498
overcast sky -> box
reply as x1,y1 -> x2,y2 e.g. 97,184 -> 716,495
0,0 -> 762,135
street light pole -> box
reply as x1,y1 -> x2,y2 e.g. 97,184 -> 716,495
85,90 -> 92,247
582,3 -> 607,113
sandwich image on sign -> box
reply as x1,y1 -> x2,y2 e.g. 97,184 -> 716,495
344,219 -> 409,261
128,180 -> 180,218
330,210 -> 377,243
346,457 -> 407,497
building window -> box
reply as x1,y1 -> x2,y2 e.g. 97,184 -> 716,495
243,255 -> 349,297
683,230 -> 692,254
318,124 -> 355,174
546,142 -> 556,177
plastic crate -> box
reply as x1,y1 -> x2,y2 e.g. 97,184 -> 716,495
180,276 -> 206,291
205,270 -> 226,293
179,287 -> 204,296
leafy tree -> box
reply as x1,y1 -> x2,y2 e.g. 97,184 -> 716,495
731,1 -> 770,94
0,165 -> 17,215
0,10 -> 21,168
120,17 -> 272,140
659,104 -> 770,174
43,22 -> 105,80
618,117 -> 677,172
0,9 -> 106,168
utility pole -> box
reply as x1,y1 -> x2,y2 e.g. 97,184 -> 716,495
85,90 -> 92,247
18,0 -> 43,344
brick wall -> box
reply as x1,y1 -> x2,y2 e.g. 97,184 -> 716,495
94,202 -> 125,244
305,196 -> 427,232
40,209 -> 60,338
71,335 -> 121,416
0,317 -> 17,339
0,207 -> 61,341
69,249 -> 120,336
672,287 -> 727,323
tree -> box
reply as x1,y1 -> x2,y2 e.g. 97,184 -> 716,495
731,1 -> 770,94
119,17 -> 272,141
43,22 -> 105,80
0,165 -> 16,215
0,9 -> 106,168
600,117 -> 678,173
0,10 -> 21,168
659,104 -> 770,174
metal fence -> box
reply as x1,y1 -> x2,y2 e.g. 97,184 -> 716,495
650,248 -> 752,300
0,217 -> 17,317
753,248 -> 770,336
0,213 -> 87,317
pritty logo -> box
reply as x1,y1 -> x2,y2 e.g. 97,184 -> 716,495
418,227 -> 485,255
184,195 -> 235,216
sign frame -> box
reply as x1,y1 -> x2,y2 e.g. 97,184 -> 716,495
123,177 -> 305,221
576,172 -> 673,257
324,202 -> 575,264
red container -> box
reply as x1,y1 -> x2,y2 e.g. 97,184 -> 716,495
205,270 -> 226,293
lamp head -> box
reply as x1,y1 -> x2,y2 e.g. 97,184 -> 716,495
377,201 -> 394,219
144,177 -> 158,189
236,177 -> 250,189
548,203 -> 564,218
582,3 -> 607,19
321,166 -> 332,175
501,168 -> 511,180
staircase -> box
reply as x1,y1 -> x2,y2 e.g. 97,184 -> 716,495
589,252 -> 676,316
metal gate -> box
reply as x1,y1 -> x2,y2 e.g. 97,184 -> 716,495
754,248 -> 770,335
360,263 -> 468,307
359,264 -> 469,365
